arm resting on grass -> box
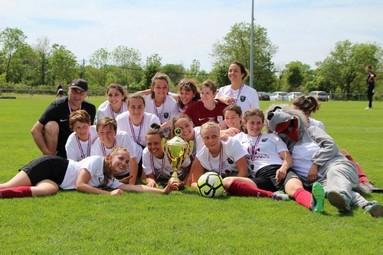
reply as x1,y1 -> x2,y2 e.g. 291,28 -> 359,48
76,169 -> 113,195
118,183 -> 177,194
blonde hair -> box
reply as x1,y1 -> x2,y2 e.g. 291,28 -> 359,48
201,121 -> 220,134
110,147 -> 130,158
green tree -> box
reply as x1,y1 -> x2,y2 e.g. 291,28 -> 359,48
48,44 -> 77,85
0,27 -> 27,82
187,59 -> 207,83
88,48 -> 110,87
7,44 -> 39,85
142,54 -> 162,88
34,37 -> 50,85
111,45 -> 142,87
161,64 -> 185,87
280,61 -> 312,91
211,22 -> 277,91
315,40 -> 382,98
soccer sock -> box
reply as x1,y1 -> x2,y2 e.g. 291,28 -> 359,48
227,180 -> 273,198
0,186 -> 32,198
293,188 -> 312,209
344,154 -> 369,184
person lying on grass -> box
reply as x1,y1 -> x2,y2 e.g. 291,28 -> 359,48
0,147 -> 178,199
266,105 -> 383,217
190,121 -> 288,200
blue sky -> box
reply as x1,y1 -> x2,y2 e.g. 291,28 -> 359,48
1,0 -> 382,71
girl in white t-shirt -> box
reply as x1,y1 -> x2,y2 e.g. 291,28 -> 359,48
0,147 -> 177,198
233,109 -> 292,192
95,83 -> 128,124
191,122 -> 286,199
65,110 -> 98,161
143,72 -> 178,124
216,62 -> 259,112
142,127 -> 191,187
91,117 -> 141,184
116,94 -> 160,148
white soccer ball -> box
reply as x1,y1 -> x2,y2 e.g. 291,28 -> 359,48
197,172 -> 225,198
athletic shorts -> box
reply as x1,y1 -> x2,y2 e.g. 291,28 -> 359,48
283,171 -> 312,191
249,164 -> 286,192
19,155 -> 69,186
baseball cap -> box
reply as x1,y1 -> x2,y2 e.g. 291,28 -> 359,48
69,79 -> 88,92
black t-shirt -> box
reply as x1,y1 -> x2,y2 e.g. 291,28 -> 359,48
367,71 -> 376,86
38,97 -> 96,158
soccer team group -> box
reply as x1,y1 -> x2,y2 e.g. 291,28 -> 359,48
1,62 -> 382,217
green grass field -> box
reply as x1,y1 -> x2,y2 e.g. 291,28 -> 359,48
0,95 -> 382,255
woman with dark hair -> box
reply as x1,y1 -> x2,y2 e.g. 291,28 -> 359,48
216,62 -> 259,112
143,72 -> 178,124
185,80 -> 227,127
95,83 -> 128,124
177,78 -> 200,112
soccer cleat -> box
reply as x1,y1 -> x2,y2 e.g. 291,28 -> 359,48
327,191 -> 351,213
272,191 -> 290,201
363,201 -> 383,218
311,182 -> 325,213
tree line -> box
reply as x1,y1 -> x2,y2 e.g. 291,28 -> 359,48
0,23 -> 381,98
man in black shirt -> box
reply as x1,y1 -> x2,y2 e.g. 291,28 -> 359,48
31,79 -> 96,158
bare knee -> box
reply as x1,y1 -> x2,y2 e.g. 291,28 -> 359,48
31,180 -> 59,197
284,178 -> 303,196
44,121 -> 59,137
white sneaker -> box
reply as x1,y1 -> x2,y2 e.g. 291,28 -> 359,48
272,191 -> 290,201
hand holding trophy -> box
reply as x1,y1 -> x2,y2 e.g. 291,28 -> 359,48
162,127 -> 194,187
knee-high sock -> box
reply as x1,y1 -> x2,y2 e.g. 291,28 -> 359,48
0,186 -> 32,198
293,188 -> 312,209
227,180 -> 273,197
344,154 -> 369,184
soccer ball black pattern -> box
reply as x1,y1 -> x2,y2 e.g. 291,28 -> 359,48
197,172 -> 225,198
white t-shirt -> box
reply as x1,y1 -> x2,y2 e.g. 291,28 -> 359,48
192,126 -> 204,156
60,156 -> 122,190
143,94 -> 179,123
196,137 -> 247,177
65,126 -> 98,161
234,132 -> 288,175
142,148 -> 191,179
95,100 -> 128,124
91,130 -> 142,161
116,111 -> 160,147
291,142 -> 320,178
216,84 -> 259,112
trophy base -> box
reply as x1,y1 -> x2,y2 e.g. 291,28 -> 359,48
168,173 -> 184,190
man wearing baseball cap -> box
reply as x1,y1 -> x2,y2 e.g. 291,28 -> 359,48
31,79 -> 96,158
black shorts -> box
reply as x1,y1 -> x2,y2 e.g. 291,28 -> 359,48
20,155 -> 69,186
249,164 -> 285,192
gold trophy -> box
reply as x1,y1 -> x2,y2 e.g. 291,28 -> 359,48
162,128 -> 193,184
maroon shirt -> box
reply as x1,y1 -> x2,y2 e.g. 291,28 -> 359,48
185,100 -> 227,126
